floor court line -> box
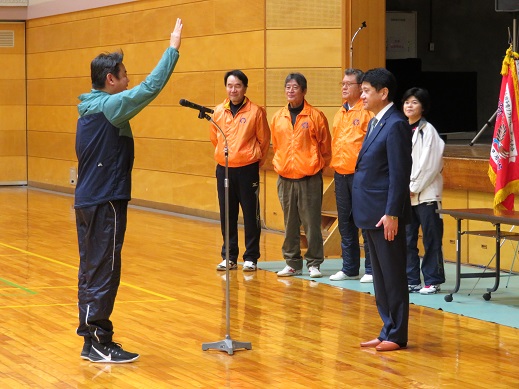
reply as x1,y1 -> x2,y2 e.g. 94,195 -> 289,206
0,241 -> 177,302
0,277 -> 37,294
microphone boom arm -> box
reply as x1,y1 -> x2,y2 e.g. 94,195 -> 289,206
350,21 -> 367,67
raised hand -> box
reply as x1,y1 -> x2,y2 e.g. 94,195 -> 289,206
170,18 -> 183,50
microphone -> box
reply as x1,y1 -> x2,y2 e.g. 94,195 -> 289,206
361,21 -> 367,29
179,99 -> 214,114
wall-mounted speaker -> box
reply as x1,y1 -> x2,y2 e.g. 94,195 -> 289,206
496,0 -> 519,12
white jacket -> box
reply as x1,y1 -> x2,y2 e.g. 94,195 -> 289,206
409,118 -> 444,206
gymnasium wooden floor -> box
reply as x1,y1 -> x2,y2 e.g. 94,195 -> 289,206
1,187 -> 518,388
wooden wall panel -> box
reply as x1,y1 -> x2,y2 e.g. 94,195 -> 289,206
264,171 -> 285,231
175,31 -> 265,73
0,54 -> 25,79
28,132 -> 76,161
27,156 -> 76,189
23,0 -> 388,229
132,169 -> 218,212
27,106 -> 78,133
131,107 -> 209,140
0,106 -> 26,131
134,139 -> 214,176
266,0 -> 341,29
0,80 -> 25,105
27,79 -> 84,107
349,0 -> 386,70
215,0 -> 265,32
0,157 -> 26,182
0,131 -> 26,155
266,29 -> 342,69
266,68 -> 344,107
0,22 -> 26,184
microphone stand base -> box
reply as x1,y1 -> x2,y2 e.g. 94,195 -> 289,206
202,335 -> 252,355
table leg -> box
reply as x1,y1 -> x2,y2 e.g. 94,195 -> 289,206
445,218 -> 462,302
485,223 -> 501,297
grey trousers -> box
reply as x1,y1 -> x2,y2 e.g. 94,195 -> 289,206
277,173 -> 324,269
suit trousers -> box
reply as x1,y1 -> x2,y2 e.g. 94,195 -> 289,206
277,173 -> 324,269
76,200 -> 128,344
366,226 -> 409,346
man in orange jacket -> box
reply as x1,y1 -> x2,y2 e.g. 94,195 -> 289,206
271,73 -> 332,278
329,69 -> 374,283
210,70 -> 271,272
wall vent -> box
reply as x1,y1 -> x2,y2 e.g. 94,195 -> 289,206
0,30 -> 14,48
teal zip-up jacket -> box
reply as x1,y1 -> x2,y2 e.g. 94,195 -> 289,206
74,47 -> 179,209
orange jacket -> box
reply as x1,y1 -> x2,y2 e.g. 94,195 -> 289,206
271,101 -> 332,179
330,99 -> 374,175
210,97 -> 271,168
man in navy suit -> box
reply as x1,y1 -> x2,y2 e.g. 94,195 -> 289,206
352,68 -> 412,352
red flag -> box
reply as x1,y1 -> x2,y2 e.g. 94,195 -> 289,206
489,47 -> 519,211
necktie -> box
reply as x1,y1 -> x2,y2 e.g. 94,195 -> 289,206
367,118 -> 378,138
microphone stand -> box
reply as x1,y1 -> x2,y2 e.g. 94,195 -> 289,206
350,21 -> 366,67
197,109 -> 252,355
469,110 -> 497,146
470,25 -> 517,146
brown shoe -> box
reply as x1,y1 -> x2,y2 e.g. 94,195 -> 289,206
360,338 -> 382,347
375,341 -> 406,352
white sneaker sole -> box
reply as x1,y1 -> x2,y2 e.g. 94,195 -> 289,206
277,271 -> 302,277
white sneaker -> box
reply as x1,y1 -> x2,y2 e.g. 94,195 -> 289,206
277,265 -> 302,277
329,271 -> 360,281
242,261 -> 257,272
359,274 -> 373,283
308,266 -> 322,278
216,260 -> 237,271
419,285 -> 441,294
408,284 -> 422,293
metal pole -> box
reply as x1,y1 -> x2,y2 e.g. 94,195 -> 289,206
199,112 -> 252,355
350,21 -> 366,68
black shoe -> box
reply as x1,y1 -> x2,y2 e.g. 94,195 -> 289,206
88,340 -> 139,363
81,337 -> 92,360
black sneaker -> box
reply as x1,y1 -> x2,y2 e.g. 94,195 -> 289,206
88,340 -> 139,363
81,337 -> 92,360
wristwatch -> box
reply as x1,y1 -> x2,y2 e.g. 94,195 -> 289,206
388,215 -> 398,220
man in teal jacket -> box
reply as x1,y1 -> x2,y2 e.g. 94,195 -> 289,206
75,18 -> 183,364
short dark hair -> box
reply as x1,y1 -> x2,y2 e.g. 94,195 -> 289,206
402,87 -> 431,116
91,50 -> 124,90
224,69 -> 248,87
344,68 -> 364,83
361,68 -> 397,102
284,72 -> 307,91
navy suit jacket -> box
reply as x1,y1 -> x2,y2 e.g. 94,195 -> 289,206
352,104 -> 412,230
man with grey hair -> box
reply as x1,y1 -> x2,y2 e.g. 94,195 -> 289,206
270,73 -> 332,279
329,69 -> 374,283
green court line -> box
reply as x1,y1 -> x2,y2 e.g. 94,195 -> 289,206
0,277 -> 37,295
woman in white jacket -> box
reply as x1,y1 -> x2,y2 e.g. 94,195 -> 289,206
402,88 -> 446,295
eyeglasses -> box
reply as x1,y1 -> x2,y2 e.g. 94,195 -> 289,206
340,82 -> 360,88
285,85 -> 301,91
